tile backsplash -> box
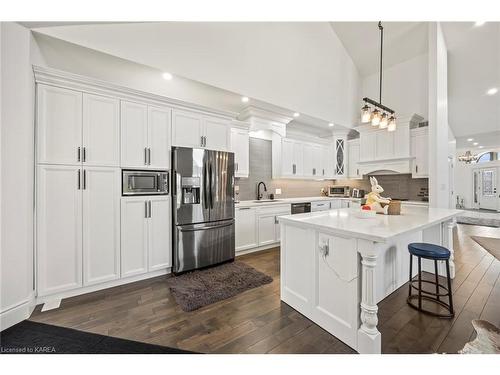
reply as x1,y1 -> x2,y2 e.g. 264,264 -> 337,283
235,138 -> 429,202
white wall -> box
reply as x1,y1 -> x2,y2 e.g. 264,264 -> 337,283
0,22 -> 35,330
362,54 -> 428,119
428,23 -> 452,209
33,23 -> 361,128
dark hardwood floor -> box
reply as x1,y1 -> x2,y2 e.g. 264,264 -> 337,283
30,224 -> 500,354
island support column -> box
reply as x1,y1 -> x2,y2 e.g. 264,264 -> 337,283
357,239 -> 381,354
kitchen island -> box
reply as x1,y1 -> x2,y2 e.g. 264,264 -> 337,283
279,206 -> 462,354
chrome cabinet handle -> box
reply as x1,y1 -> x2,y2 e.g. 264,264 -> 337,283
274,216 -> 279,224
147,148 -> 151,165
293,164 -> 296,175
77,169 -> 81,190
77,147 -> 81,162
235,162 -> 239,172
82,147 -> 86,162
238,207 -> 251,210
144,201 -> 148,218
313,168 -> 316,176
203,136 -> 207,147
83,169 -> 87,190
148,200 -> 152,218
144,148 -> 148,165
200,136 -> 204,147
416,165 -> 418,173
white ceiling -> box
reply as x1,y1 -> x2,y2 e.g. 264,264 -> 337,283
330,22 -> 429,76
441,22 -> 500,138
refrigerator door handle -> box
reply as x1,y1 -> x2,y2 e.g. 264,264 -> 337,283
209,161 -> 214,209
203,160 -> 208,210
179,220 -> 233,232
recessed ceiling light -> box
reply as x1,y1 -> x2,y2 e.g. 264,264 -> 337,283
487,87 -> 498,96
474,21 -> 486,27
293,112 -> 300,118
478,145 -> 484,149
467,138 -> 474,142
473,142 -> 479,146
241,96 -> 249,103
328,123 -> 334,127
162,72 -> 173,80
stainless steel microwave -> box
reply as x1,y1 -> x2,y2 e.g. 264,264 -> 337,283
122,170 -> 169,196
328,185 -> 350,197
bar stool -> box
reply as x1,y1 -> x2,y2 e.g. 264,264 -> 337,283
407,242 -> 454,318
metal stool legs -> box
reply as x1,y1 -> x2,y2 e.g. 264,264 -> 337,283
407,255 -> 454,318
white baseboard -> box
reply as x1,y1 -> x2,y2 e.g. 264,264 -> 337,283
236,243 -> 280,257
0,294 -> 36,331
35,268 -> 170,305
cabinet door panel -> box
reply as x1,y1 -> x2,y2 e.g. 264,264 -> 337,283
172,110 -> 203,148
149,197 -> 171,271
258,215 -> 277,246
303,144 -> 315,178
148,106 -> 171,169
375,131 -> 394,160
83,94 -> 120,167
121,198 -> 148,277
348,143 -> 360,178
293,142 -> 304,176
281,139 -> 295,176
121,101 -> 148,168
231,129 -> 249,178
82,167 -> 121,286
235,208 -> 257,251
37,165 -> 82,296
360,135 -> 375,162
204,117 -> 229,151
37,85 -> 82,165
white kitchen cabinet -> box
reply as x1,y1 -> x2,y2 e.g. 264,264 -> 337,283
235,207 -> 258,251
394,125 -> 410,158
37,85 -> 83,165
82,167 -> 121,286
121,101 -> 148,167
411,128 -> 429,178
121,101 -> 170,169
230,128 -> 250,178
258,214 -> 277,246
359,133 -> 376,162
172,109 -> 204,148
375,131 -> 394,160
148,197 -> 171,271
121,198 -> 149,277
204,117 -> 229,151
303,144 -> 323,178
311,201 -> 330,212
37,165 -> 83,296
347,140 -> 362,179
172,109 -> 229,151
281,139 -> 296,177
121,196 -> 171,277
321,146 -> 334,178
148,106 -> 171,169
82,93 -> 120,167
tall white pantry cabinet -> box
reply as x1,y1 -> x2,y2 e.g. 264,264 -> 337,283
35,80 -> 172,300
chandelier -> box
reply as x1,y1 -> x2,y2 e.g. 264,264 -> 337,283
360,22 -> 397,131
458,150 -> 478,164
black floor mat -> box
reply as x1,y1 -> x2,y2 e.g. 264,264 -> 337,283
0,320 -> 195,354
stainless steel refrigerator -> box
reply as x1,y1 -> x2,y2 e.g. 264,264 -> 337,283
172,147 -> 235,274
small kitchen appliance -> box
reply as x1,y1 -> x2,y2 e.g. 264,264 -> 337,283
328,186 -> 350,197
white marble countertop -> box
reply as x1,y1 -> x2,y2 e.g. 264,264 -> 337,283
235,196 -> 429,208
235,196 -> 360,208
279,207 -> 462,242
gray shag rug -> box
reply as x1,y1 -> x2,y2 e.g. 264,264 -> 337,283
166,262 -> 273,312
456,216 -> 500,228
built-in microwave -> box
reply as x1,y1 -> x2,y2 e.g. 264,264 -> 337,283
122,170 -> 169,196
328,185 -> 350,197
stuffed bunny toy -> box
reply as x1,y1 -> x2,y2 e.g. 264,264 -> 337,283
365,176 -> 391,214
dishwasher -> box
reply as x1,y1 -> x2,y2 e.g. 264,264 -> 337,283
291,202 -> 311,214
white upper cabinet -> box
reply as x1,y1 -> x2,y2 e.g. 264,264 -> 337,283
82,167 -> 121,286
148,197 -> 171,271
347,140 -> 362,179
37,165 -> 83,296
375,131 -> 394,160
204,117 -> 229,151
37,85 -> 82,165
280,138 -> 296,177
394,125 -> 410,158
121,101 -> 170,169
172,109 -> 230,151
83,93 -> 120,167
230,128 -> 250,178
172,109 -> 204,148
359,133 -> 376,162
121,101 -> 149,168
411,127 -> 429,178
148,106 -> 171,169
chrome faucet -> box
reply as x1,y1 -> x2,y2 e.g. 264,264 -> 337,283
257,181 -> 267,200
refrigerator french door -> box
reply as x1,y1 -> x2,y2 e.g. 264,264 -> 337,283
172,147 -> 235,273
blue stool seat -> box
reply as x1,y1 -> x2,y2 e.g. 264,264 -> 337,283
408,243 -> 450,260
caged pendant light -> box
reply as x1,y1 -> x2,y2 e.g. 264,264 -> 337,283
360,22 -> 397,131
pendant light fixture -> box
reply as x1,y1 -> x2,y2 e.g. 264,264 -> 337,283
360,22 -> 396,131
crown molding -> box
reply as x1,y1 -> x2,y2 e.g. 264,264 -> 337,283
32,65 -> 237,120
